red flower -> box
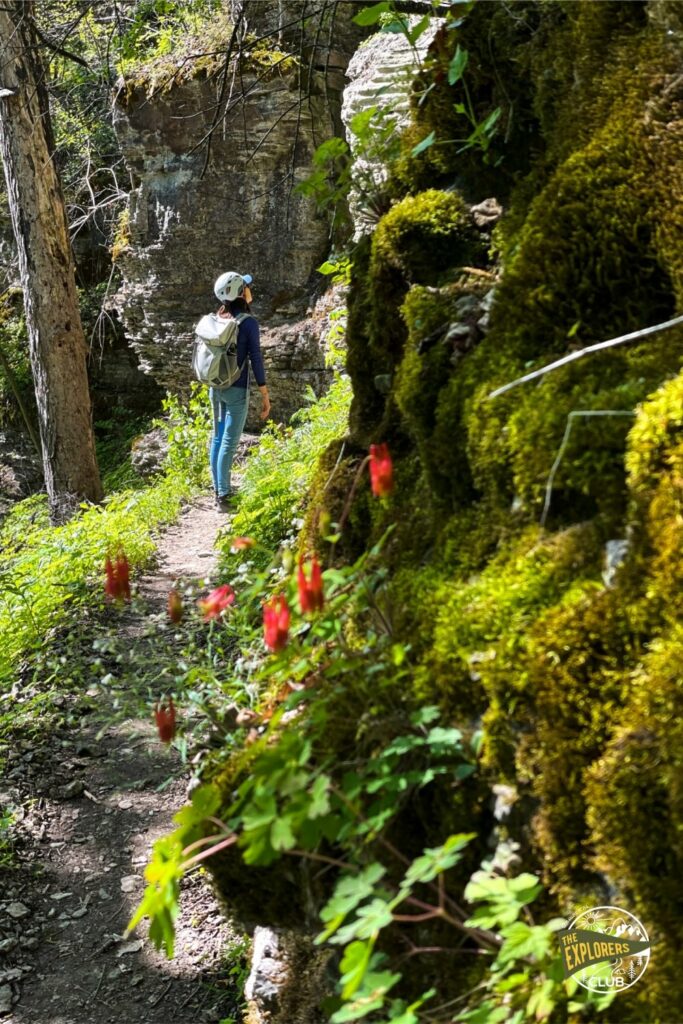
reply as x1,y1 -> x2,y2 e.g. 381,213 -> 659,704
198,584 -> 235,621
230,536 -> 255,551
167,589 -> 183,624
104,552 -> 131,603
155,698 -> 176,743
298,555 -> 324,614
263,595 -> 290,653
369,443 -> 394,498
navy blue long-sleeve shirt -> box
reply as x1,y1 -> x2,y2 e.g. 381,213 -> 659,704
233,315 -> 266,389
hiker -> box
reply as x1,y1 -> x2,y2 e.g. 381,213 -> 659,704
209,271 -> 270,510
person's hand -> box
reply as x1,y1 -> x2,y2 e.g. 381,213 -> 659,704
259,387 -> 271,420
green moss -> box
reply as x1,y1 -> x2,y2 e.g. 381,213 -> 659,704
584,626 -> 683,1019
512,588 -> 645,891
371,190 -> 477,285
393,282 -> 488,505
412,525 -> 602,722
119,25 -> 299,103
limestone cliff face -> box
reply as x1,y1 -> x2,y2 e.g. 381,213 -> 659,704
113,6 -> 361,425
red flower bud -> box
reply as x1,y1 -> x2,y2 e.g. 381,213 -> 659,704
198,584 -> 235,621
298,555 -> 324,614
369,443 -> 394,498
263,594 -> 290,653
154,698 -> 176,743
167,589 -> 183,624
230,536 -> 255,551
104,552 -> 131,603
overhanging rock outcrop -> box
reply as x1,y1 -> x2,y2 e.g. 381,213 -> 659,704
112,6 -> 361,424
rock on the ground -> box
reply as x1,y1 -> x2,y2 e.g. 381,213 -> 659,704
244,926 -> 331,1024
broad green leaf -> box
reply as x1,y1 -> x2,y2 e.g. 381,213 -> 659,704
408,14 -> 430,45
320,864 -> 387,924
270,816 -> 296,852
495,922 -> 552,966
456,1002 -> 509,1024
334,898 -> 394,944
426,725 -> 462,747
448,45 -> 469,85
241,794 -> 277,831
411,131 -> 436,157
410,706 -> 440,726
308,774 -> 331,817
339,939 -> 375,999
401,833 -> 475,888
494,972 -> 530,994
349,107 -> 378,138
352,1 -> 390,26
526,978 -> 556,1021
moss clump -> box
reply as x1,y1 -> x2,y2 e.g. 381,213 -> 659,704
584,627 -> 683,1018
513,589 -> 645,891
347,191 -> 482,445
110,208 -> 131,263
118,24 -> 299,103
411,525 -> 603,723
624,370 -> 683,616
393,282 -> 488,505
371,190 -> 477,286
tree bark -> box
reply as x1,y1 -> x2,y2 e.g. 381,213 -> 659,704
0,0 -> 102,523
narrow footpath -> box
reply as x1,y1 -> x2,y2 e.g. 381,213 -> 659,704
0,495 -> 242,1024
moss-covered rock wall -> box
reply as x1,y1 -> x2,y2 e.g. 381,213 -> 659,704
307,3 -> 683,1016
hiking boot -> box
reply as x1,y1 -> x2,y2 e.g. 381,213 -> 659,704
216,493 -> 231,512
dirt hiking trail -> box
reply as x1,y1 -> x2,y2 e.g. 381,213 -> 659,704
1,494 -> 242,1024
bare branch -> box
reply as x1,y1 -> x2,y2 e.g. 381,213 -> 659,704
488,314 -> 683,401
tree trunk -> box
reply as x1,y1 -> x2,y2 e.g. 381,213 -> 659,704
0,0 -> 102,523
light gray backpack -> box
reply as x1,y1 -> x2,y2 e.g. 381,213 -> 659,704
192,312 -> 250,387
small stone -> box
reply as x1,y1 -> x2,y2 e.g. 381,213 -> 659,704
120,876 -> 139,894
0,984 -> 13,1012
0,938 -> 17,954
6,901 -> 29,919
71,907 -> 89,919
116,939 -> 143,957
59,780 -> 85,800
470,197 -> 503,229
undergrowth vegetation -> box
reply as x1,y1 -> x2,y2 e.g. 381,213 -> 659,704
2,1 -> 683,1023
0,390 -> 209,687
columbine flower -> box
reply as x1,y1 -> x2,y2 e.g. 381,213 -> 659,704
263,595 -> 290,652
298,555 -> 324,613
167,589 -> 183,624
154,698 -> 176,743
104,552 -> 131,603
369,443 -> 394,498
197,584 -> 235,621
230,536 -> 255,551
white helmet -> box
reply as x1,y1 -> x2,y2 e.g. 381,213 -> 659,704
214,271 -> 253,303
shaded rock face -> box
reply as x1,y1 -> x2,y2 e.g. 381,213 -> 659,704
244,926 -> 331,1024
112,9 -> 360,416
0,427 -> 42,519
89,328 -> 164,420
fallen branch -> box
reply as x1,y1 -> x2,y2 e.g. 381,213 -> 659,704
540,409 -> 636,528
488,314 -> 683,400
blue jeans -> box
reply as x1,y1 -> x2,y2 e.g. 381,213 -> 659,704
209,386 -> 249,497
